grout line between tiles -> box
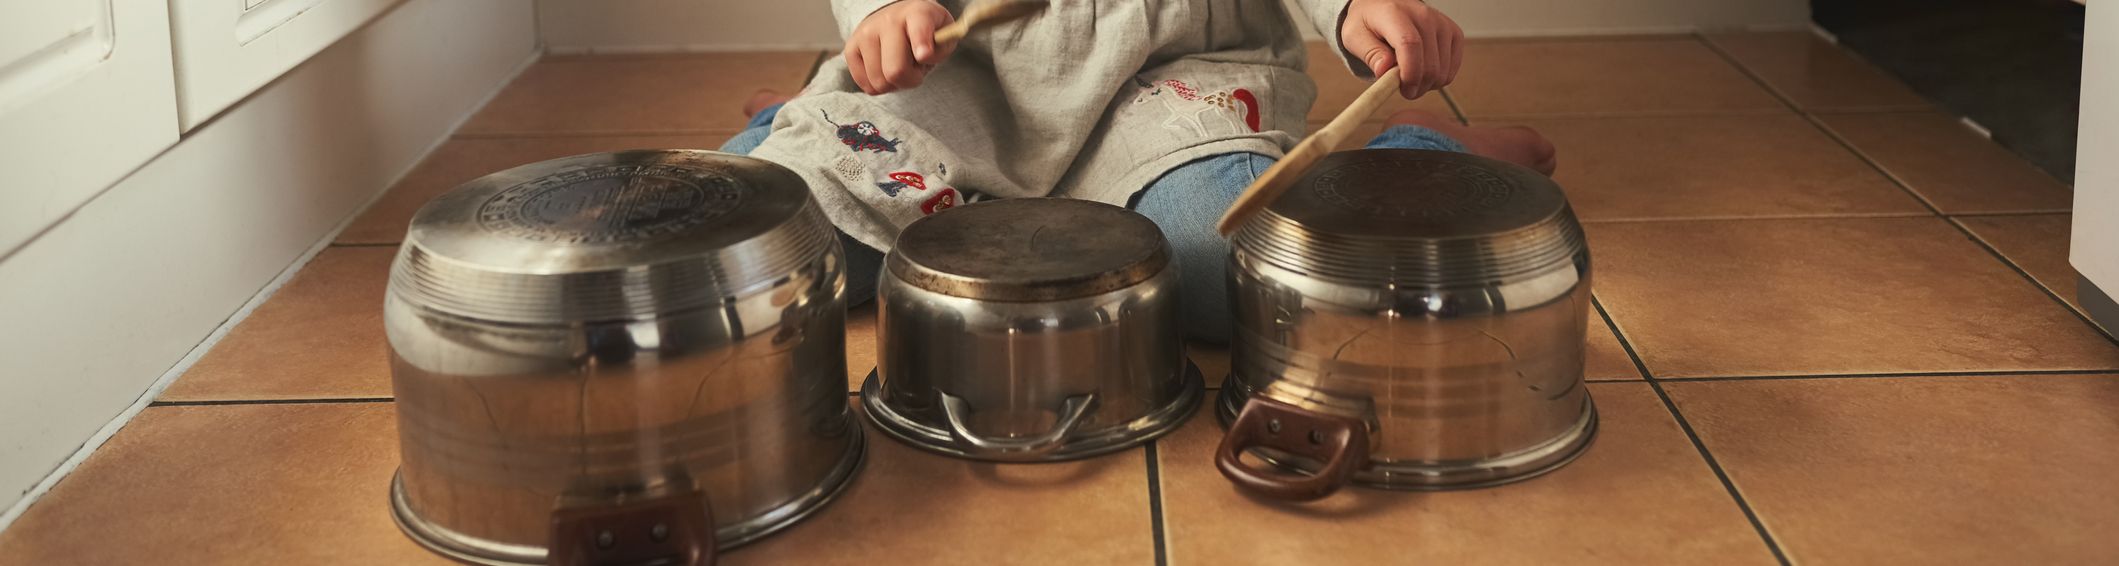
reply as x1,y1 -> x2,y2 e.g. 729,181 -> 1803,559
150,397 -> 395,407
1593,298 -> 1791,566
1701,33 -> 2111,346
1145,441 -> 1170,566
1589,294 -> 1650,381
1844,122 -> 2113,342
1642,378 -> 1791,565
1698,32 -> 1950,218
1693,33 -> 1941,116
1949,217 -> 2119,345
1798,111 -> 1948,215
1591,297 -> 1655,381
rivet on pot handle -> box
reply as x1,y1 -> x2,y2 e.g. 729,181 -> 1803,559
940,391 -> 1099,460
549,489 -> 716,566
1215,397 -> 1370,501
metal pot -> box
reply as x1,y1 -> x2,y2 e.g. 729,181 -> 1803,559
1217,149 -> 1596,500
861,198 -> 1203,462
385,150 -> 863,566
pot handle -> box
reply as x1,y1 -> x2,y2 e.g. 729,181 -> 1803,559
940,391 -> 1099,459
549,489 -> 716,566
1215,396 -> 1370,501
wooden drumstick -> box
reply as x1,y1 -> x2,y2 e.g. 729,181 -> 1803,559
933,0 -> 1049,44
1215,72 -> 1407,236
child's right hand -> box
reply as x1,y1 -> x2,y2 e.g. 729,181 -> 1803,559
845,0 -> 958,95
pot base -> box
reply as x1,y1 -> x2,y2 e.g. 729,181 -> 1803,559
1215,377 -> 1597,491
389,418 -> 866,566
861,361 -> 1204,463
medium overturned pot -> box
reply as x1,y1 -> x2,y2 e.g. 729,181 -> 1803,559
385,150 -> 863,566
862,198 -> 1203,462
1218,149 -> 1597,500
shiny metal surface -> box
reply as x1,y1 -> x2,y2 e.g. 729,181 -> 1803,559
888,198 -> 1172,302
1220,149 -> 1597,492
863,199 -> 1203,462
386,150 -> 863,565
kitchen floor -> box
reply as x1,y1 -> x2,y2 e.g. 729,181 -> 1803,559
1,34 -> 2110,565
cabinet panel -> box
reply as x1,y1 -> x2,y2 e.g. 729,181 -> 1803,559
170,0 -> 407,129
0,0 -> 180,256
2076,0 -> 2119,301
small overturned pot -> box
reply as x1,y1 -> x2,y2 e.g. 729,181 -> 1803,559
862,198 -> 1203,462
1218,149 -> 1597,500
386,150 -> 862,566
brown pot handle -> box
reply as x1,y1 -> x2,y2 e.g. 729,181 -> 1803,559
1215,397 -> 1370,501
550,489 -> 716,566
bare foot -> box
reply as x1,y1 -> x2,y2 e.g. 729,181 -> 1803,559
743,89 -> 792,119
1383,109 -> 1558,176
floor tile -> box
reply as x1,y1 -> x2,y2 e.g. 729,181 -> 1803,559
847,303 -> 877,391
1705,32 -> 1933,112
1590,217 -> 2119,377
459,52 -> 820,136
1959,214 -> 2092,313
1587,313 -> 1643,380
1447,37 -> 1784,118
1188,342 -> 1231,387
1498,114 -> 1927,220
1306,42 -> 1458,123
0,404 -> 447,566
1666,375 -> 2119,564
1821,112 -> 2074,214
1158,382 -> 1775,565
729,403 -> 1155,565
337,134 -> 732,245
161,247 -> 395,401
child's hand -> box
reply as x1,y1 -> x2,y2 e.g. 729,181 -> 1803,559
845,0 -> 957,95
1341,0 -> 1464,100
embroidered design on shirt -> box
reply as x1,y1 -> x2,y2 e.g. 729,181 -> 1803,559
877,171 -> 930,197
833,156 -> 866,182
1132,78 -> 1260,136
922,188 -> 962,215
822,110 -> 902,153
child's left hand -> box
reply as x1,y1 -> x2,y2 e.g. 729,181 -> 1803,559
1340,0 -> 1464,100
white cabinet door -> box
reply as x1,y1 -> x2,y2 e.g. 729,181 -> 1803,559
0,0 -> 180,256
2076,0 -> 2119,323
169,0 -> 407,129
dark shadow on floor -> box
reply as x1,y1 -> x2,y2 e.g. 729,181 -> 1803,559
1814,0 -> 2084,182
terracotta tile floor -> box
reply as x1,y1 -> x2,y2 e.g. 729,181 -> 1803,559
6,35 -> 2114,565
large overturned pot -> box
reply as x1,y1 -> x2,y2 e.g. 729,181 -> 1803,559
862,198 -> 1203,462
1218,149 -> 1597,500
385,150 -> 863,565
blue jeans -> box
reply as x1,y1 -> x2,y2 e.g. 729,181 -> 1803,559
721,103 -> 1471,342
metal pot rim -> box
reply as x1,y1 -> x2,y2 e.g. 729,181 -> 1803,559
887,198 -> 1171,302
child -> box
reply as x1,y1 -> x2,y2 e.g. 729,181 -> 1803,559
723,0 -> 1557,343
